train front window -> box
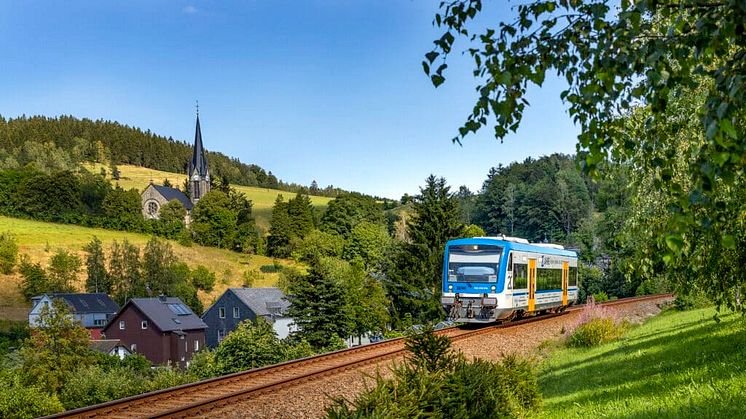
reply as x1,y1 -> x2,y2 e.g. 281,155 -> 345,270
447,244 -> 503,282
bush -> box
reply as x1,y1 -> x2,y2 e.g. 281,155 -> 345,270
0,369 -> 64,418
673,292 -> 712,311
592,291 -> 609,303
187,349 -> 219,380
59,365 -> 146,410
568,317 -> 626,348
0,382 -> 64,418
327,326 -> 540,418
190,265 -> 217,292
0,231 -> 18,274
146,366 -> 196,392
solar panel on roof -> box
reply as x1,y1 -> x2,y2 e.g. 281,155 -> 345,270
167,303 -> 191,315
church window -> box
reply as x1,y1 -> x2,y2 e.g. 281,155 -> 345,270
147,201 -> 159,216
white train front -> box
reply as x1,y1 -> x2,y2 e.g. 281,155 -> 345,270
441,236 -> 579,323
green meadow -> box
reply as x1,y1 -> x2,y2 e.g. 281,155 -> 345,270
0,216 -> 301,320
536,307 -> 746,418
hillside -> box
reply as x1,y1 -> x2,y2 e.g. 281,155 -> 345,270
537,306 -> 745,417
0,216 -> 302,321
85,163 -> 334,230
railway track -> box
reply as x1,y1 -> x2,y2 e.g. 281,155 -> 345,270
48,293 -> 672,419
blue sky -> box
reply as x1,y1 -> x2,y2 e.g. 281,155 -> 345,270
0,1 -> 579,198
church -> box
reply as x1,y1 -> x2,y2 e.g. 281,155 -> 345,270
141,114 -> 211,221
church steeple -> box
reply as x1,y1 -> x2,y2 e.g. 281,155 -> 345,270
188,106 -> 210,204
190,116 -> 209,178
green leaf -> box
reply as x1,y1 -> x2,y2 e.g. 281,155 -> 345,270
722,235 -> 736,249
665,234 -> 684,253
431,75 -> 445,87
719,119 -> 737,139
425,51 -> 439,64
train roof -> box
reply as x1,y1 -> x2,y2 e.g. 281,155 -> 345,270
447,237 -> 578,257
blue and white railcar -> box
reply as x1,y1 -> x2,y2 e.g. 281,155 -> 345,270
441,236 -> 579,323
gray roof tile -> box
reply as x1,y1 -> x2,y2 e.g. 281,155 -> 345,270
46,293 -> 119,314
230,288 -> 290,317
129,297 -> 207,332
152,185 -> 193,211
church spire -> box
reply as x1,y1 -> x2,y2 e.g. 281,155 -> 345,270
190,109 -> 208,178
188,105 -> 210,204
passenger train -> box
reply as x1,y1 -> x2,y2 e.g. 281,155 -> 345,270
441,236 -> 579,323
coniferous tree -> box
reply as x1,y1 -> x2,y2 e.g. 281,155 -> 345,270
267,195 -> 292,257
384,175 -> 463,326
84,236 -> 109,293
287,262 -> 352,349
287,193 -> 315,238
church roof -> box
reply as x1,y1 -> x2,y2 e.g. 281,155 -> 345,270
152,184 -> 194,210
189,116 -> 209,178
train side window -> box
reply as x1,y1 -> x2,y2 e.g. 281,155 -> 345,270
569,266 -> 578,286
513,263 -> 528,289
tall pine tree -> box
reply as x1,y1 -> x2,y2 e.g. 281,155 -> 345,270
384,175 -> 463,326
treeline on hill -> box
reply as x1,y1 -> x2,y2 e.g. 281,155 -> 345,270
0,114 -> 351,197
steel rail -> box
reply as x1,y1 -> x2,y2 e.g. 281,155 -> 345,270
47,293 -> 673,419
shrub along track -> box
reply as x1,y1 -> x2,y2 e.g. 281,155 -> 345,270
47,294 -> 672,419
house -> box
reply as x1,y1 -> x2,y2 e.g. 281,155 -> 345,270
141,113 -> 210,221
202,287 -> 292,348
102,296 -> 207,368
89,339 -> 132,360
29,293 -> 119,339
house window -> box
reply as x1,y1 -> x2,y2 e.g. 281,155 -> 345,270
219,307 -> 226,318
194,340 -> 200,352
141,321 -> 148,329
93,319 -> 106,326
119,320 -> 125,330
217,329 -> 225,342
233,307 -> 240,318
130,343 -> 137,352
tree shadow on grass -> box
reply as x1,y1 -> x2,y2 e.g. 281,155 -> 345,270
540,314 -> 746,417
546,313 -> 739,378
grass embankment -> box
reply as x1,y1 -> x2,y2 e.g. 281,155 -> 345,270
536,306 -> 746,418
84,163 -> 333,230
0,216 -> 300,320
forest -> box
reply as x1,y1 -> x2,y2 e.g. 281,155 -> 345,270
0,115 -> 352,198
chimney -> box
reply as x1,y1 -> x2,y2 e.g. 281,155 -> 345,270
158,294 -> 167,302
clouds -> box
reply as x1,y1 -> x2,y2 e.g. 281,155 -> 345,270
182,5 -> 198,14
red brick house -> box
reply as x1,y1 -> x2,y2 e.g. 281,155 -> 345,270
102,296 -> 207,368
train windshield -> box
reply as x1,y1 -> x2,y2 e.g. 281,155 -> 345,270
447,244 -> 503,282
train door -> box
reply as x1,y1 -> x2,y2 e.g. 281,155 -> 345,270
528,258 -> 536,312
562,261 -> 569,306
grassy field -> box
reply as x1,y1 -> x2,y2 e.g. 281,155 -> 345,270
535,306 -> 746,418
83,163 -> 333,230
0,216 -> 301,321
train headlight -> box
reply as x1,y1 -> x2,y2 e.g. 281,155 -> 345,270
448,284 -> 453,292
490,285 -> 496,292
